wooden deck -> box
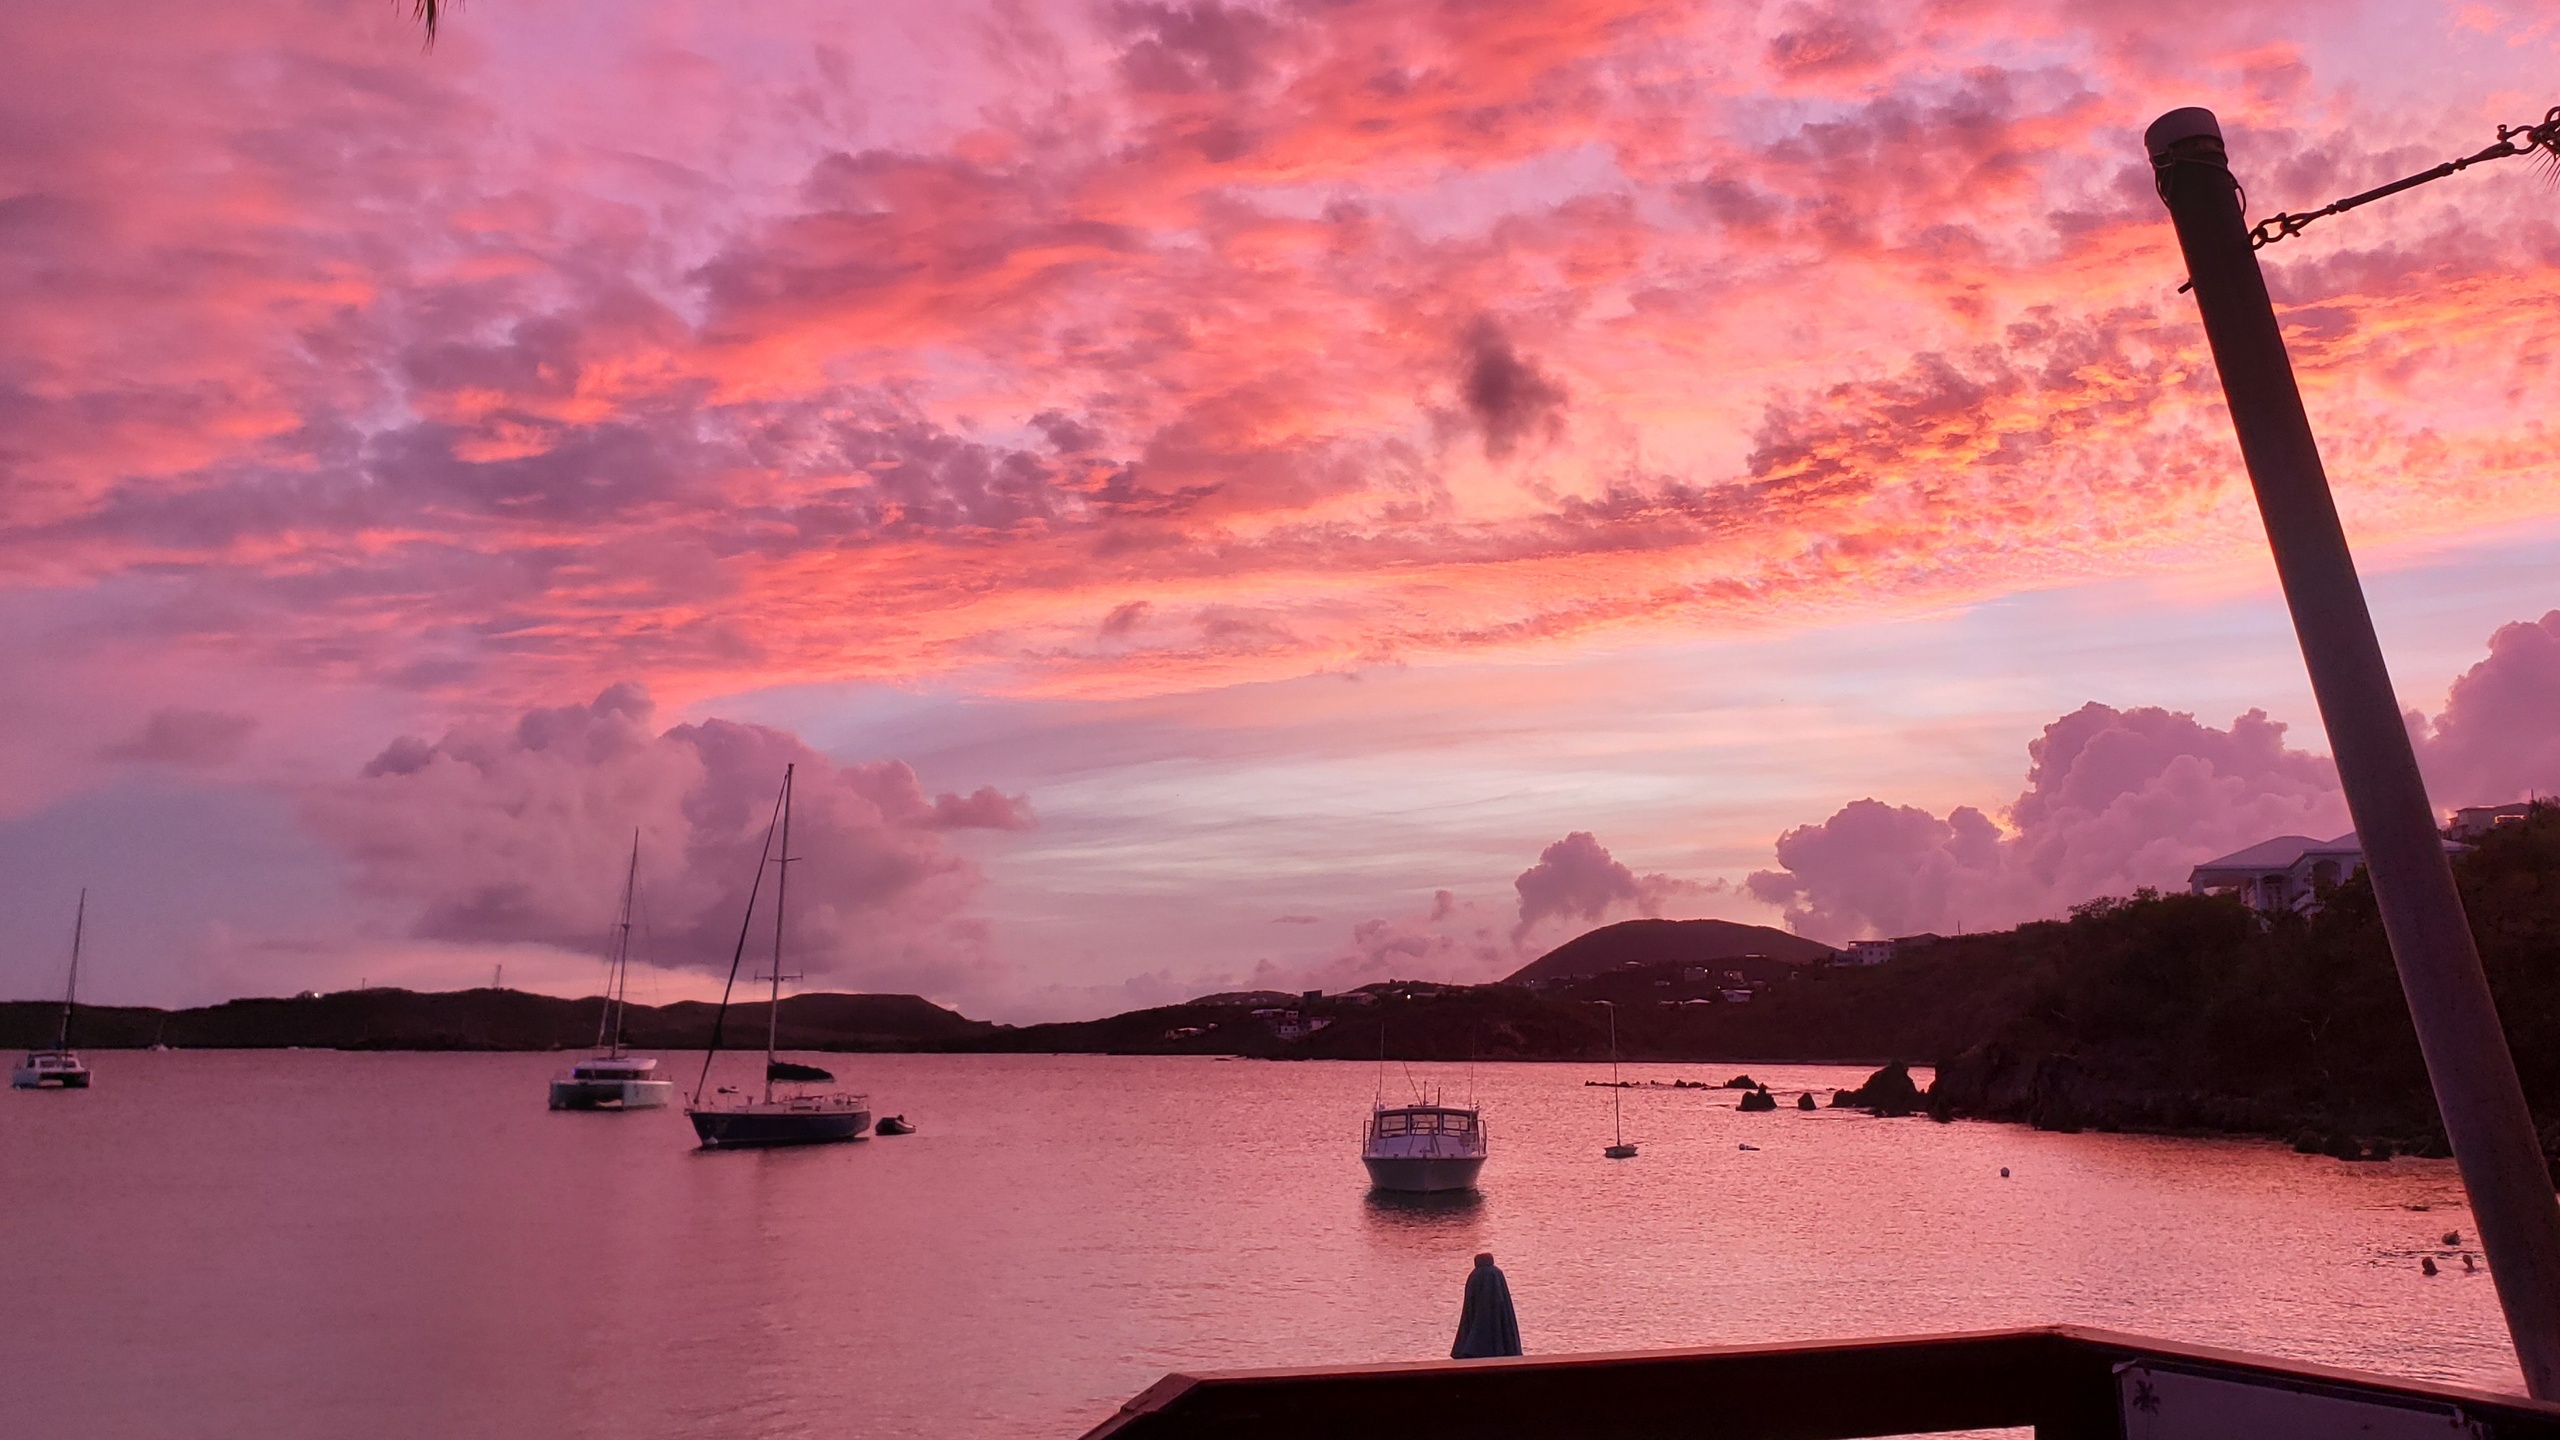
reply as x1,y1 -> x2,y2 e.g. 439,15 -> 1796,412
1083,1325 -> 2560,1439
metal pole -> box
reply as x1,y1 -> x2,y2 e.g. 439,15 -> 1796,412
2146,106 -> 2560,1398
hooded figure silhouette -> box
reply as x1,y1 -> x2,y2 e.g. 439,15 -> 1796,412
1450,1252 -> 1523,1358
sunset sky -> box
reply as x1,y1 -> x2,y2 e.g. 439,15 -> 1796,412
4,0 -> 2559,1020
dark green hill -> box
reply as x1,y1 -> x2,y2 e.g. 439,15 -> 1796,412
1506,918 -> 1836,984
0,988 -> 993,1053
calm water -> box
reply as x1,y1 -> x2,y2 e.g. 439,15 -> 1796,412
0,1051 -> 2521,1436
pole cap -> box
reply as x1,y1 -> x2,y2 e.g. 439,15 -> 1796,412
2144,107 -> 2223,159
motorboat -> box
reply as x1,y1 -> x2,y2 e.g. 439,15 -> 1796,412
13,891 -> 92,1091
683,764 -> 872,1149
1362,1102 -> 1487,1193
549,834 -> 673,1111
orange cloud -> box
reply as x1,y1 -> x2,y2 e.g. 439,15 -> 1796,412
2,0 -> 2555,721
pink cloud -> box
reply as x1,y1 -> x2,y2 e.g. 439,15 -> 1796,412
1748,704 -> 2349,940
4,0 -> 2553,718
1513,829 -> 1722,943
306,684 -> 1021,995
103,707 -> 257,766
2416,610 -> 2560,807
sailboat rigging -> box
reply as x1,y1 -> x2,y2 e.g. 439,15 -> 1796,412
683,765 -> 871,1148
549,832 -> 674,1111
13,891 -> 93,1090
1603,1002 -> 1636,1159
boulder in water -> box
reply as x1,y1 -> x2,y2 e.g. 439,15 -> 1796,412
1738,1088 -> 1778,1112
1721,1073 -> 1760,1090
1835,1061 -> 1924,1117
1795,1092 -> 1817,1111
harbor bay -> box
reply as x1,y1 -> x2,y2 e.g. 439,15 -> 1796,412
0,1050 -> 2516,1437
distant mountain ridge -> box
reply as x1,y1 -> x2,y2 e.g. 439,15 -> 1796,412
0,987 -> 992,1053
1506,918 -> 1836,984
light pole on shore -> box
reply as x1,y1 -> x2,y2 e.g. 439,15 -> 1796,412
2146,105 -> 2560,1399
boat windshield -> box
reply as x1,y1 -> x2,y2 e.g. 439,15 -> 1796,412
1371,1109 -> 1476,1137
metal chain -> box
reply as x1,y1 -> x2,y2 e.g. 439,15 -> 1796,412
2246,106 -> 2560,253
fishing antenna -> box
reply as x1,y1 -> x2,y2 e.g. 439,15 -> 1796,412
2176,106 -> 2560,291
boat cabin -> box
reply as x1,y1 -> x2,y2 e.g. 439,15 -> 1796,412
1367,1106 -> 1479,1140
567,1056 -> 659,1081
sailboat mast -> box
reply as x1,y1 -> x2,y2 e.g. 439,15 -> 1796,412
604,830 -> 639,1057
1609,1003 -> 1623,1146
59,889 -> 84,1054
686,773 -> 787,1107
765,764 -> 795,1103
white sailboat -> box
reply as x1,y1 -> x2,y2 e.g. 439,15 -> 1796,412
549,834 -> 674,1111
1602,1001 -> 1636,1159
13,891 -> 93,1090
684,764 -> 871,1148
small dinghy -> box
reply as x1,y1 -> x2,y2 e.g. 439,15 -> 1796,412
876,1115 -> 915,1135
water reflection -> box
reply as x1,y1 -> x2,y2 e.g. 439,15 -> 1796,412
0,1051 -> 2519,1440
1362,1185 -> 1486,1232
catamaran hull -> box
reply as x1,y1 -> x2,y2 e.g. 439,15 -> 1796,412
11,1068 -> 88,1089
549,1078 -> 674,1111
1363,1155 -> 1485,1193
688,1106 -> 871,1148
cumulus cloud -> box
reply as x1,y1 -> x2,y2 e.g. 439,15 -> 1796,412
928,786 -> 1038,831
103,707 -> 257,766
306,685 -> 1029,995
1316,889 -> 1508,990
1748,704 -> 2347,941
2415,610 -> 2560,808
1512,830 -> 1722,943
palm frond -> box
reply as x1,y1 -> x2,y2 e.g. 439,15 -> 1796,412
413,0 -> 445,48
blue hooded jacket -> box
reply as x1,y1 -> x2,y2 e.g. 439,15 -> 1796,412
1451,1253 -> 1522,1358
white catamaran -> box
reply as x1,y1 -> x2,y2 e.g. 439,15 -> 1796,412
13,891 -> 93,1091
684,764 -> 871,1148
549,834 -> 674,1111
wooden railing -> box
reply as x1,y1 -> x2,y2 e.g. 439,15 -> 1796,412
1081,1325 -> 2560,1439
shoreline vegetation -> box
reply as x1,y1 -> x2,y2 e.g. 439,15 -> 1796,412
14,806 -> 2558,1166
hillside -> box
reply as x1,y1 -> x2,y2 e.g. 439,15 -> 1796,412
19,807 -> 2560,1163
970,806 -> 2560,1161
0,988 -> 993,1053
1505,917 -> 1837,984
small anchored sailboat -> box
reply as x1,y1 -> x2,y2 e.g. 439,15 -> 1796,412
1601,1002 -> 1636,1159
684,764 -> 871,1149
549,833 -> 674,1111
13,891 -> 93,1091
